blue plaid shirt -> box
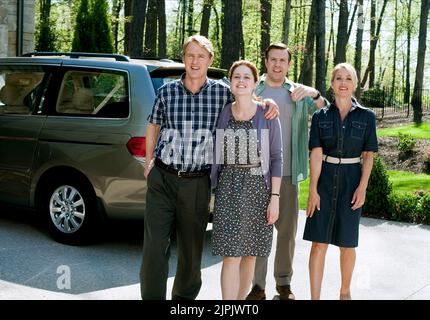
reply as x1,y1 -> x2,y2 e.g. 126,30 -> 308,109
149,75 -> 233,171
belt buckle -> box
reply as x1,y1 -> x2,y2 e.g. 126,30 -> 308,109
177,170 -> 185,178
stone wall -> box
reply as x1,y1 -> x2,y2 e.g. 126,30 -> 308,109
0,0 -> 35,57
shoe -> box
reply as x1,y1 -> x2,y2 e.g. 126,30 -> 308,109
276,284 -> 295,300
246,285 -> 266,300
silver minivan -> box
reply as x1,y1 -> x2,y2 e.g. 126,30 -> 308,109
0,52 -> 224,244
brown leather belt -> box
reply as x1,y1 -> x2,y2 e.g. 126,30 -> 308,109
323,154 -> 361,164
155,158 -> 210,178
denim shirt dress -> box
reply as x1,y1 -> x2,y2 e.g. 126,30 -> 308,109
303,98 -> 378,248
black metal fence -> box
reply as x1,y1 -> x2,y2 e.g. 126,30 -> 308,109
359,87 -> 430,119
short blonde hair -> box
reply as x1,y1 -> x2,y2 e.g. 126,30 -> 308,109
182,35 -> 214,58
331,63 -> 358,90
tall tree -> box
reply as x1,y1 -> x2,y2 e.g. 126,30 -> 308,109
315,0 -> 326,96
35,0 -> 56,51
144,0 -> 157,57
123,0 -> 132,55
187,0 -> 194,36
111,0 -> 122,53
282,0 -> 292,46
299,0 -> 317,86
72,0 -> 94,52
157,0 -> 166,57
130,0 -> 147,57
260,0 -> 272,72
200,0 -> 212,37
92,0 -> 114,53
354,0 -> 364,99
361,0 -> 389,88
391,0 -> 398,100
404,0 -> 412,110
334,0 -> 348,65
220,0 -> 243,69
411,0 -> 430,124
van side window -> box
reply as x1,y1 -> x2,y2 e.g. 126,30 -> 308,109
56,70 -> 129,118
0,71 -> 45,115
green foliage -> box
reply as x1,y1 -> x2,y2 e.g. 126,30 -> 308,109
397,132 -> 416,155
388,192 -> 420,223
71,0 -> 113,53
417,192 -> 430,224
363,156 -> 392,216
35,20 -> 57,52
72,0 -> 94,52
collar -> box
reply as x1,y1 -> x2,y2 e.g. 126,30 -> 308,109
179,73 -> 210,94
257,74 -> 295,92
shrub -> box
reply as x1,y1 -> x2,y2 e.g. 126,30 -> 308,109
363,156 -> 392,217
388,192 -> 420,223
397,133 -> 416,157
417,192 -> 430,224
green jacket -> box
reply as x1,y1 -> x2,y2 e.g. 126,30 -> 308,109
255,75 -> 324,185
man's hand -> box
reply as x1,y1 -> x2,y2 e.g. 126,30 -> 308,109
291,84 -> 319,102
144,158 -> 155,179
261,98 -> 280,119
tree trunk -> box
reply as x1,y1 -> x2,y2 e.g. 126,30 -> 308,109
404,0 -> 412,111
187,0 -> 194,36
200,0 -> 212,37
347,1 -> 358,43
220,0 -> 243,69
334,0 -> 348,65
391,0 -> 398,100
411,0 -> 430,124
130,0 -> 147,57
157,0 -> 166,57
325,0 -> 335,78
315,0 -> 326,96
111,0 -> 122,53
123,0 -> 132,55
299,0 -> 317,86
260,0 -> 272,72
361,0 -> 389,88
144,0 -> 157,57
354,0 -> 364,100
282,0 -> 292,45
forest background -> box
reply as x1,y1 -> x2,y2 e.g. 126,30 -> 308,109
35,0 -> 429,122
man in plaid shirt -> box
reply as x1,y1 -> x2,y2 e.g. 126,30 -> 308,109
140,35 -> 278,300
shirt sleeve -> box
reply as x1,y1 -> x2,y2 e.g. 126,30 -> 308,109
308,111 -> 322,150
269,118 -> 283,178
363,110 -> 378,152
304,96 -> 317,115
147,89 -> 166,125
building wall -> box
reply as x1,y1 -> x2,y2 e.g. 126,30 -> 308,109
0,0 -> 35,57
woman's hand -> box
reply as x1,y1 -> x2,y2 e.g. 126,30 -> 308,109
266,196 -> 279,225
351,184 -> 367,210
306,189 -> 320,217
144,158 -> 154,179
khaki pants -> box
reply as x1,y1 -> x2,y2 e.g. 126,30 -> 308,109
253,176 -> 299,288
140,165 -> 210,300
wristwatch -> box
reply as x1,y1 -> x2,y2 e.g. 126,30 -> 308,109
313,90 -> 321,100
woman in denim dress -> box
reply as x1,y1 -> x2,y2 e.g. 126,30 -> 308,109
304,63 -> 378,300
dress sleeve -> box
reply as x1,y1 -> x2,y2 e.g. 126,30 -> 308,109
309,111 -> 322,150
363,110 -> 378,152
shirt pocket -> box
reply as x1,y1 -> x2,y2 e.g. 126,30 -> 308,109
318,121 -> 333,139
351,121 -> 367,140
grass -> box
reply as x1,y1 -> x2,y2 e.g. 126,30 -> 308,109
377,122 -> 430,139
298,170 -> 430,209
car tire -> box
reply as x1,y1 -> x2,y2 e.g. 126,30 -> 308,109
43,177 -> 100,245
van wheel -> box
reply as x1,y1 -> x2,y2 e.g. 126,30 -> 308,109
43,178 -> 99,245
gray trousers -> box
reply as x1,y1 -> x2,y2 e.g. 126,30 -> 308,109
253,176 -> 299,288
140,165 -> 210,300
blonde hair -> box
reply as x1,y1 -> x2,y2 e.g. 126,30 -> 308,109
331,63 -> 358,90
228,60 -> 259,83
182,35 -> 214,58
